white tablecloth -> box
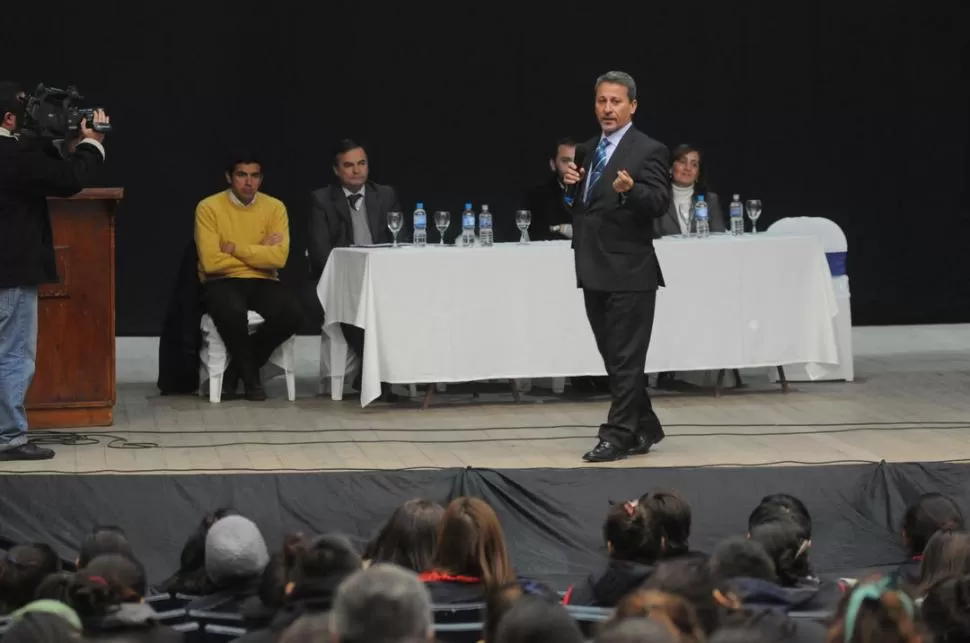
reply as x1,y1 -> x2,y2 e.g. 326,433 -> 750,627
317,236 -> 839,406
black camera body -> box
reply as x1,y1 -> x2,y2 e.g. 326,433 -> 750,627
22,84 -> 111,139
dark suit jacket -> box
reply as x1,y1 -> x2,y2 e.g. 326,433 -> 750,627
572,126 -> 670,292
524,174 -> 573,241
0,135 -> 104,288
307,181 -> 402,280
655,190 -> 726,237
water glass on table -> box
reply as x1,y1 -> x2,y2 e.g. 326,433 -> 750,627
386,210 -> 403,247
434,210 -> 450,245
515,209 -> 532,244
745,199 -> 762,235
677,203 -> 693,238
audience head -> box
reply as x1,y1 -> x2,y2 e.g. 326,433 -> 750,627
484,581 -> 561,643
225,150 -> 263,204
594,71 -> 637,134
280,613 -> 330,643
69,553 -> 146,617
363,499 -> 444,573
434,497 -> 515,588
0,543 -> 61,611
748,520 -> 813,586
902,492 -> 964,557
921,574 -> 970,643
639,489 -> 693,557
604,499 -> 666,565
709,537 -> 776,583
826,578 -> 919,643
34,571 -> 75,603
287,533 -> 362,594
748,493 -> 812,538
642,559 -> 725,636
549,137 -> 576,179
595,618 -> 676,643
159,507 -> 234,594
0,81 -> 26,132
917,529 -> 970,595
205,514 -> 270,587
331,563 -> 433,643
77,525 -> 132,569
495,594 -> 584,643
3,608 -> 82,643
612,589 -> 705,643
332,138 -> 369,191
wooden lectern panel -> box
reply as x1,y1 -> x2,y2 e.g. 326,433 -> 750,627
26,188 -> 122,429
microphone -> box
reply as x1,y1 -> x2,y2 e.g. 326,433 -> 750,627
563,143 -> 588,207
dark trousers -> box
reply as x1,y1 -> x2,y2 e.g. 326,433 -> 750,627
204,278 -> 304,385
583,289 -> 665,449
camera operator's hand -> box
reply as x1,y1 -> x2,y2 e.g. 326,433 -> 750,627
80,109 -> 110,143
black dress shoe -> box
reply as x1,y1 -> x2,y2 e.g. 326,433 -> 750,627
628,434 -> 657,456
583,440 -> 626,463
0,443 -> 55,461
221,365 -> 241,400
244,384 -> 267,401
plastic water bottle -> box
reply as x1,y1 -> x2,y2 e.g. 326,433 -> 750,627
413,202 -> 427,247
729,194 -> 744,236
479,204 -> 493,247
695,195 -> 710,238
461,202 -> 476,247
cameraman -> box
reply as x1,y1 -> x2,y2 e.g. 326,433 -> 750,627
0,81 -> 109,461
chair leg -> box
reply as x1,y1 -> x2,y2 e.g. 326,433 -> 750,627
423,384 -> 436,410
732,369 -> 744,388
510,380 -> 522,403
285,371 -> 296,401
408,384 -> 417,398
776,366 -> 789,393
714,369 -> 726,397
552,377 -> 566,394
209,372 -> 223,404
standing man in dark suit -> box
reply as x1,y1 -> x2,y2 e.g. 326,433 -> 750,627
308,139 -> 403,400
0,82 -> 108,461
563,71 -> 671,463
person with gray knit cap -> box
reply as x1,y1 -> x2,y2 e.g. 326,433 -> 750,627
331,563 -> 433,643
205,515 -> 270,585
184,514 -> 270,613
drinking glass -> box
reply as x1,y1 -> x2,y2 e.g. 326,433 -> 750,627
434,210 -> 450,245
745,199 -> 763,235
677,203 -> 693,238
515,210 -> 532,244
386,210 -> 403,247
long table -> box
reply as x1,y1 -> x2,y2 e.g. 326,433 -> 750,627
317,236 -> 839,407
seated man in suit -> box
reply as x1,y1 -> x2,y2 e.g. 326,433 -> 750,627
308,139 -> 403,400
195,152 -> 304,401
524,137 -> 577,241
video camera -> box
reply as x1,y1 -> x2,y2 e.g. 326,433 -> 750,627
21,84 -> 112,140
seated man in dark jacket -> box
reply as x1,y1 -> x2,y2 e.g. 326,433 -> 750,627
307,139 -> 403,400
0,82 -> 107,461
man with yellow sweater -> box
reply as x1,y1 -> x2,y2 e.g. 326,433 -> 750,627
195,153 -> 303,401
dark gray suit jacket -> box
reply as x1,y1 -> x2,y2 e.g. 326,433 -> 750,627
307,181 -> 402,280
572,126 -> 671,292
655,190 -> 726,237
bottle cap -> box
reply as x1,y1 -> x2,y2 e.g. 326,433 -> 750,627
482,204 -> 489,211
465,202 -> 472,209
416,202 -> 424,209
733,194 -> 739,200
696,195 -> 705,201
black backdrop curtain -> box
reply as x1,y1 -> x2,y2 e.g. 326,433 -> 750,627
5,0 -> 968,334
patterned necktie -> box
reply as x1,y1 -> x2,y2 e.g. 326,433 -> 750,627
584,137 -> 611,204
347,193 -> 363,210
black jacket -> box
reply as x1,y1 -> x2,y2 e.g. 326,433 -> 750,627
156,240 -> 204,394
572,126 -> 670,293
564,558 -> 656,608
307,181 -> 403,281
0,134 -> 104,288
524,174 -> 573,241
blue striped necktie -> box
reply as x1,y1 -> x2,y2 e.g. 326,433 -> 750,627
584,137 -> 611,204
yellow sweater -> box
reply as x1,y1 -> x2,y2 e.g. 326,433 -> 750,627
195,190 -> 290,282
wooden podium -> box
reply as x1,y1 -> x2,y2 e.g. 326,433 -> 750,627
26,188 -> 123,429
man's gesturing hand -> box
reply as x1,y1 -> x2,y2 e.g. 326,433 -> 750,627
613,169 -> 634,193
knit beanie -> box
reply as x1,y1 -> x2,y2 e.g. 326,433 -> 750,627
205,515 -> 270,585
12,599 -> 82,631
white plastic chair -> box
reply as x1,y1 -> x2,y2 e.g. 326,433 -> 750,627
199,311 -> 297,402
766,216 -> 854,382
